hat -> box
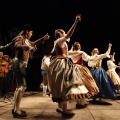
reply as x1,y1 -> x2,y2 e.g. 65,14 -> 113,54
92,48 -> 98,51
3,55 -> 9,58
2,55 -> 9,60
22,24 -> 33,31
91,48 -> 99,55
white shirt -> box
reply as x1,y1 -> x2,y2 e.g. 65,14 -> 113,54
107,60 -> 117,72
41,56 -> 51,70
25,38 -> 34,50
51,37 -> 70,57
88,53 -> 109,67
69,51 -> 92,63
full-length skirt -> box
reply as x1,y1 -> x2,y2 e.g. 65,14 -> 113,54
90,67 -> 117,99
106,70 -> 120,90
77,65 -> 99,96
47,58 -> 89,103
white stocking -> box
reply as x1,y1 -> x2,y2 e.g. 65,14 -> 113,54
13,86 -> 26,113
43,85 -> 47,93
47,85 -> 51,93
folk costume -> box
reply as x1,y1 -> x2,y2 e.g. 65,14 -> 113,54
47,37 -> 89,103
68,42 -> 99,108
88,48 -> 117,101
106,58 -> 120,93
41,53 -> 51,96
11,24 -> 49,118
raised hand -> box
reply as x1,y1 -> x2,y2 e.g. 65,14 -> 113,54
34,33 -> 50,45
108,43 -> 112,47
76,14 -> 81,22
43,33 -> 50,40
106,43 -> 112,55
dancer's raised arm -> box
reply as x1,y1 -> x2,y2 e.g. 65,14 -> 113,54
65,14 -> 81,39
106,43 -> 112,56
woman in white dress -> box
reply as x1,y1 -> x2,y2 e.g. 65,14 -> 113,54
68,42 -> 99,108
106,52 -> 120,93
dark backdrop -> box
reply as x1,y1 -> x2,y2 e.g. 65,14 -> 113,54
0,0 -> 120,91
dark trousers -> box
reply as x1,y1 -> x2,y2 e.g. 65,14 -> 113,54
0,77 -> 4,96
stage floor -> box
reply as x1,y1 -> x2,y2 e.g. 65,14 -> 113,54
0,92 -> 120,120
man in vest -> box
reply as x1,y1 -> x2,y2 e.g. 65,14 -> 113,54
11,24 -> 50,118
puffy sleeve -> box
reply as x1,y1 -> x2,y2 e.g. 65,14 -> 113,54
88,54 -> 107,67
58,37 -> 69,48
107,60 -> 117,70
81,51 -> 92,62
51,37 -> 69,53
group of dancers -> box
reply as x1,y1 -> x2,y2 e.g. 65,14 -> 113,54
0,14 -> 120,119
41,14 -> 120,119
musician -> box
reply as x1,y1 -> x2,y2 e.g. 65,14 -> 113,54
11,24 -> 50,118
0,55 -> 11,96
0,52 -> 4,96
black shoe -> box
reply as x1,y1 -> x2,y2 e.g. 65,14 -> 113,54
12,109 -> 26,114
62,112 -> 75,118
95,101 -> 112,105
12,111 -> 27,118
76,104 -> 87,109
56,108 -> 63,114
21,110 -> 26,114
89,100 -> 112,105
